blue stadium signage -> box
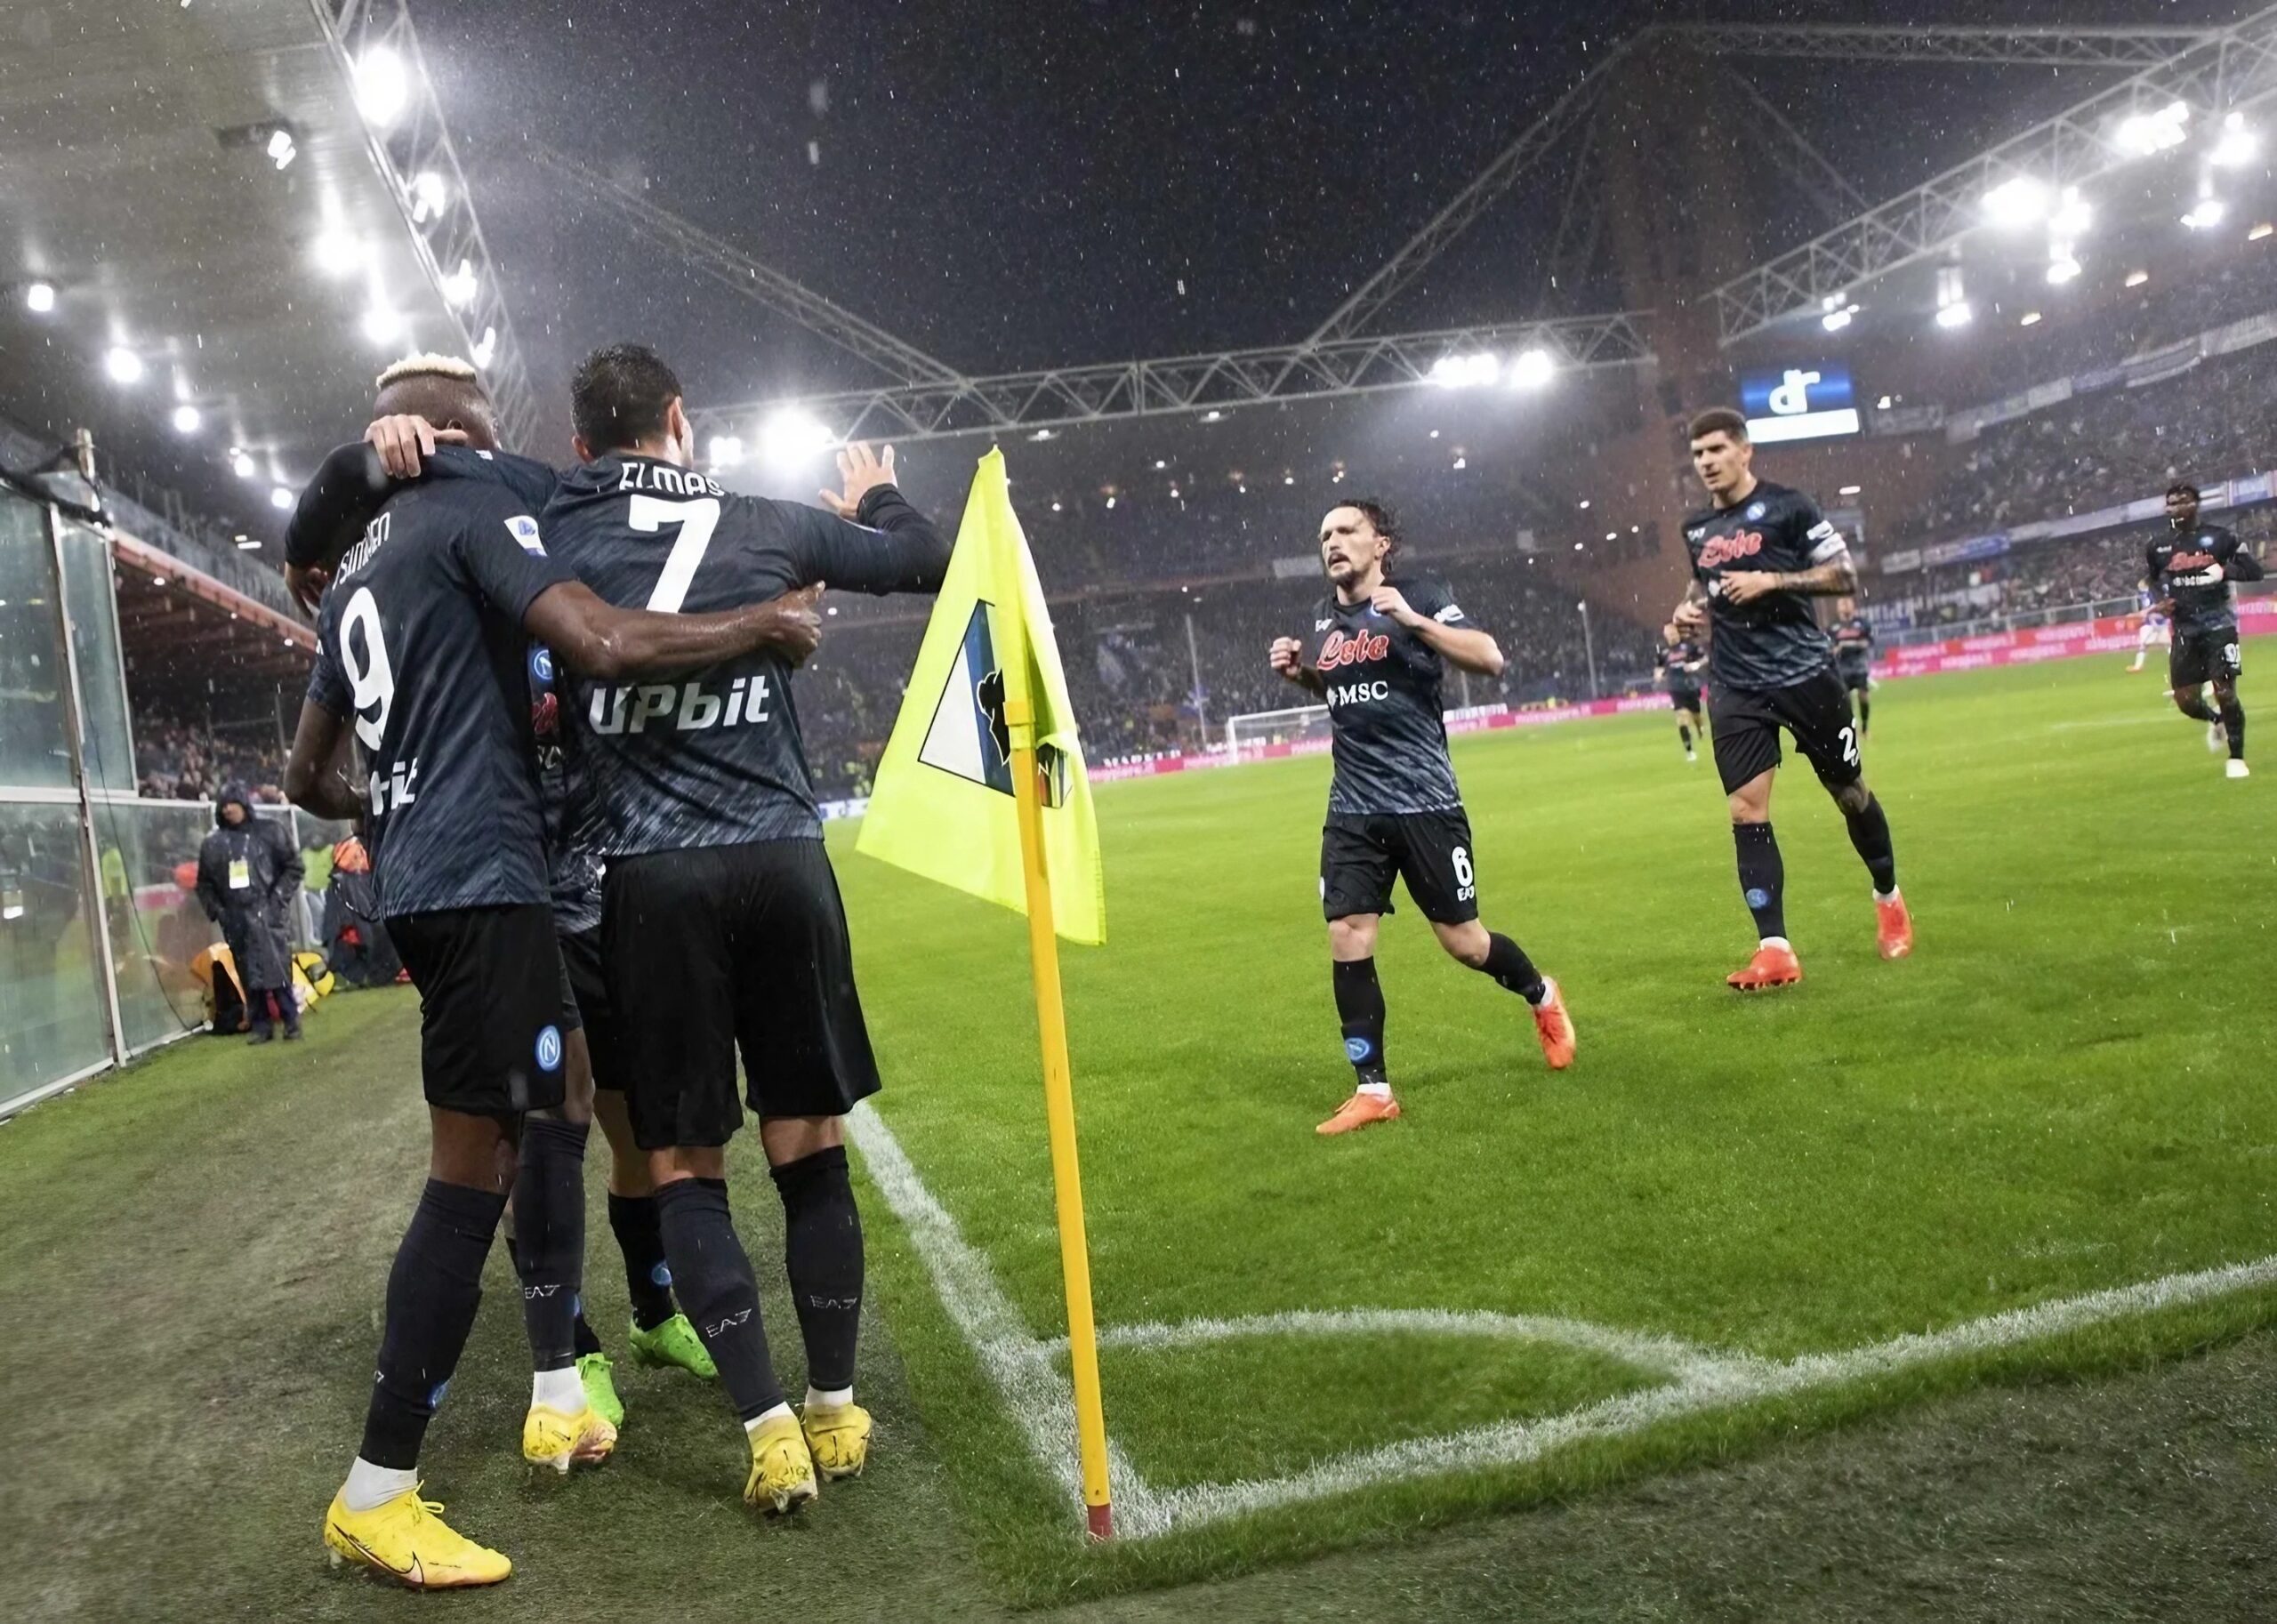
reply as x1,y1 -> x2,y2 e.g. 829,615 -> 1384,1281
1741,364 -> 1861,444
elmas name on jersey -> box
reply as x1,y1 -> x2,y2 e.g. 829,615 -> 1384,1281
587,672 -> 776,735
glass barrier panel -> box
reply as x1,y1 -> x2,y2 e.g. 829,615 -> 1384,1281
88,797 -> 224,1056
0,491 -> 73,790
0,798 -> 111,1109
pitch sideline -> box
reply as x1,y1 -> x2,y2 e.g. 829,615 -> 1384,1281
848,1103 -> 2277,1540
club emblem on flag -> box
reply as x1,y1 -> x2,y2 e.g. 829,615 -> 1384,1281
917,601 -> 1069,808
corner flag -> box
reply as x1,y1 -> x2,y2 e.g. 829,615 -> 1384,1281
857,447 -> 1106,945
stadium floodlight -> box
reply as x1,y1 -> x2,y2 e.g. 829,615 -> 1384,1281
2182,197 -> 2228,230
1509,347 -> 1555,388
230,448 -> 257,478
471,326 -> 497,367
265,128 -> 296,170
707,435 -> 744,467
1430,352 -> 1499,387
312,226 -> 361,277
1838,485 -> 1863,496
25,281 -> 54,313
354,47 -> 410,129
1935,301 -> 1973,329
2021,310 -> 2043,326
2251,221 -> 2275,241
2049,188 -> 2092,242
235,535 -> 260,550
270,486 -> 294,511
411,171 -> 449,222
103,347 -> 143,383
1029,427 -> 1055,440
2126,268 -> 2150,287
1980,175 -> 2049,227
1821,306 -> 1854,333
2114,100 -> 2190,157
2046,253 -> 2081,285
361,305 -> 404,346
760,406 -> 835,466
441,258 -> 478,309
171,404 -> 200,434
1200,408 -> 1225,422
2211,112 -> 2258,168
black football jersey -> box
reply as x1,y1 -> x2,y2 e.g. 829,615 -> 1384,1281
1682,480 -> 1846,692
1659,638 -> 1707,692
304,472 -> 572,919
1831,615 -> 1875,671
1303,575 -> 1468,816
2146,525 -> 2261,638
539,454 -> 947,856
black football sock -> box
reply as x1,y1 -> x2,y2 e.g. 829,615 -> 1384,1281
2221,699 -> 2246,759
1477,931 -> 1548,1004
511,1116 -> 588,1374
655,1177 -> 785,1422
608,1191 -> 678,1331
1733,822 -> 1788,942
1857,693 -> 1871,731
772,1146 -> 864,1395
1331,957 -> 1388,1089
573,1310 -> 603,1359
1841,793 -> 1899,896
359,1179 -> 506,1469
2178,692 -> 2219,724
1678,722 -> 1694,752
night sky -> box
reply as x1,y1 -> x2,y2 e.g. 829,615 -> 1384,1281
392,0 -> 2242,441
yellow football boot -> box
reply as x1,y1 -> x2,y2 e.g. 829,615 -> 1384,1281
744,1411 -> 820,1514
322,1486 -> 511,1589
521,1403 -> 617,1472
801,1399 -> 873,1480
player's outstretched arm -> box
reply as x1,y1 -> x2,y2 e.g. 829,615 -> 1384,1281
283,700 -> 366,822
799,442 -> 953,595
527,580 -> 825,681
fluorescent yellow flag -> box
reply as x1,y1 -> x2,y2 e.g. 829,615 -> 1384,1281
857,448 -> 1106,945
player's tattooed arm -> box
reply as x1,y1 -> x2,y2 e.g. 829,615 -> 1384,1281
1671,577 -> 1709,633
1722,550 -> 1856,605
1268,636 -> 1325,696
283,700 -> 366,821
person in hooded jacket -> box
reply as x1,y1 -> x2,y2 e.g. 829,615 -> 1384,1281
195,784 -> 304,1041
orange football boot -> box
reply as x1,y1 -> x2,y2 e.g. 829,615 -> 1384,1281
1875,892 -> 1913,960
1531,977 -> 1575,1070
1316,1090 -> 1401,1136
1726,941 -> 1803,993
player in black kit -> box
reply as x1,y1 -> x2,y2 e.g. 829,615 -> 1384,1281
1655,624 -> 1709,761
2148,482 -> 2263,779
1671,409 -> 1912,991
1267,498 -> 1574,1136
283,363 -> 820,1587
1830,597 -> 1876,737
543,343 -> 949,1514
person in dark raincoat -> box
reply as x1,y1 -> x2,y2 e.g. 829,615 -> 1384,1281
195,784 -> 304,1041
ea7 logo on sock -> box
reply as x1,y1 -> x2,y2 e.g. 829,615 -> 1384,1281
521,1283 -> 560,1300
704,1307 -> 752,1339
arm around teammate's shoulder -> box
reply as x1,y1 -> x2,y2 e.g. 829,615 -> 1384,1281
527,580 -> 824,681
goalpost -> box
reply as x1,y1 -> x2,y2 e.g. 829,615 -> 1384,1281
1225,703 -> 1332,757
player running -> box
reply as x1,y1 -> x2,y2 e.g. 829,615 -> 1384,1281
543,343 -> 949,1516
2127,578 -> 2171,675
283,364 -> 820,1588
1670,409 -> 1912,990
1830,597 -> 1875,738
1655,623 -> 1709,762
2148,481 -> 2264,778
1267,497 -> 1573,1137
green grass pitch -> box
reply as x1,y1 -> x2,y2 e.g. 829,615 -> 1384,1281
2,650 -> 2273,1619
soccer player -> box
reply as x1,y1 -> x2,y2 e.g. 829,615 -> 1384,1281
2127,578 -> 2170,675
2148,482 -> 2263,779
1655,623 -> 1709,761
542,343 -> 950,1515
1830,597 -> 1875,737
1267,497 -> 1574,1137
1670,408 -> 1912,990
290,365 -> 722,1434
284,365 -> 822,1587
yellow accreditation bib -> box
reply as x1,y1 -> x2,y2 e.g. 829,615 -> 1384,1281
228,857 -> 251,890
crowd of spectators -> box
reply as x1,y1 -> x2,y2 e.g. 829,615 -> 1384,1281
133,709 -> 287,803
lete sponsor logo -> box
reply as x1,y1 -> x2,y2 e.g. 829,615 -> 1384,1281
1696,530 -> 1766,570
1318,628 -> 1391,671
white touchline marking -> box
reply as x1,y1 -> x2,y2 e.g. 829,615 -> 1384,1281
845,1104 -> 1168,1534
1054,1307 -> 1757,1387
853,1097 -> 2277,1541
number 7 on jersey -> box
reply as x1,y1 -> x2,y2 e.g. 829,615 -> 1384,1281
630,494 -> 722,614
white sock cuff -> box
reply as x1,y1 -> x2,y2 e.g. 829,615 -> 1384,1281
532,1365 -> 584,1413
806,1385 -> 854,1410
744,1401 -> 796,1434
1758,935 -> 1791,950
1873,887 -> 1900,903
342,1457 -> 421,1513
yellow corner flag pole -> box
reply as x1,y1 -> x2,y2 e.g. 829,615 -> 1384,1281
991,483 -> 1114,1542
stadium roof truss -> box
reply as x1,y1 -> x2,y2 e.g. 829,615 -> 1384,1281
1711,8 -> 2277,342
688,312 -> 1653,446
314,0 -> 540,447
523,141 -> 968,389
1668,23 -> 2225,71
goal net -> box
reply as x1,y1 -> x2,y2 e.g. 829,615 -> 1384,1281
1225,703 -> 1332,757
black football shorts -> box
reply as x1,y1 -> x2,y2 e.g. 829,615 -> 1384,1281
2169,627 -> 2243,687
603,837 -> 881,1151
1667,686 -> 1703,712
1836,661 -> 1871,694
1320,808 -> 1480,925
389,903 -> 567,1116
556,925 -> 627,1092
1710,666 -> 1865,797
